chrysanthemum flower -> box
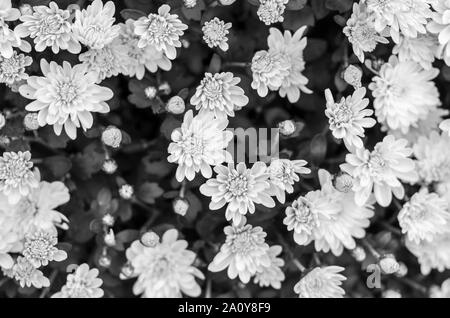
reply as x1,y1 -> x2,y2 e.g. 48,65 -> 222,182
369,56 -> 440,134
0,21 -> 31,58
19,59 -> 113,139
190,72 -> 249,119
208,217 -> 270,284
257,0 -> 289,25
0,0 -> 20,22
52,264 -> 104,298
294,266 -> 346,298
393,34 -> 440,70
0,151 -> 38,204
202,17 -> 231,51
22,230 -> 67,268
430,279 -> 450,298
73,0 -> 120,49
267,158 -> 310,204
15,2 -> 81,54
398,188 -> 450,244
428,0 -> 450,65
2,256 -> 49,288
134,4 -> 188,60
200,162 -> 275,225
0,51 -> 32,85
167,110 -> 233,182
118,20 -> 172,80
125,229 -> 204,298
325,87 -> 376,150
341,135 -> 418,207
343,2 -> 389,62
253,245 -> 285,289
251,50 -> 290,97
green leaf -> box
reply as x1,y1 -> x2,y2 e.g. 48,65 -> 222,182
120,9 -> 147,20
43,155 -> 72,179
325,0 -> 353,13
310,133 -> 327,163
282,5 -> 315,31
137,182 -> 164,204
286,0 -> 307,10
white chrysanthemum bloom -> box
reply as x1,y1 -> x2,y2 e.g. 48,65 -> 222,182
440,119 -> 450,135
0,21 -> 31,58
343,2 -> 389,62
413,131 -> 450,184
393,34 -> 440,70
118,20 -> 172,80
257,0 -> 289,25
428,0 -> 450,65
125,229 -> 204,298
325,87 -> 376,150
365,0 -> 431,43
369,56 -> 440,134
202,17 -> 231,51
22,229 -> 67,268
190,72 -> 249,119
167,110 -> 233,182
398,188 -> 450,244
0,151 -> 38,204
208,217 -> 270,284
52,264 -> 104,298
2,256 -> 49,288
294,266 -> 346,298
79,37 -> 129,83
313,169 -> 374,256
19,59 -> 113,139
200,162 -> 275,225
0,0 -> 20,22
15,2 -> 81,54
267,27 -> 312,102
341,135 -> 418,207
267,158 -> 310,204
73,0 -> 120,49
253,245 -> 285,289
134,4 -> 188,60
405,232 -> 450,275
284,190 -> 340,246
251,50 -> 290,97
430,279 -> 450,298
0,51 -> 32,86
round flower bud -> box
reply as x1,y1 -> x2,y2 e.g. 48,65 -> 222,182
140,231 -> 160,247
334,173 -> 353,193
104,229 -> 116,247
351,246 -> 366,262
119,184 -> 134,200
394,262 -> 408,278
120,262 -> 134,280
102,214 -> 115,227
278,120 -> 296,136
382,289 -> 402,298
23,113 -> 39,131
19,4 -> 33,15
101,126 -> 122,148
0,113 -> 5,130
343,65 -> 362,89
173,197 -> 189,216
158,82 -> 171,95
181,39 -> 191,49
166,96 -> 185,115
102,159 -> 118,174
145,86 -> 158,99
0,135 -> 10,147
98,254 -> 112,268
183,0 -> 197,8
379,254 -> 400,274
219,0 -> 237,5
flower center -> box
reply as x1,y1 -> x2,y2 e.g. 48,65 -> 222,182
40,15 -> 66,35
227,175 -> 248,197
231,231 -> 256,254
0,157 -> 32,183
147,15 -> 172,42
331,102 -> 353,127
57,82 -> 78,105
294,201 -> 312,223
368,152 -> 386,175
202,78 -> 223,100
181,135 -> 204,156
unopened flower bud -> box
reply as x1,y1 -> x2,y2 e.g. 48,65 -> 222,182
278,120 -> 296,136
334,173 -> 353,193
23,113 -> 39,130
158,82 -> 171,95
102,214 -> 115,227
379,254 -> 400,274
166,96 -> 186,115
101,126 -> 122,148
120,262 -> 134,280
219,0 -> 237,5
343,65 -> 362,89
0,135 -> 10,147
104,229 -> 116,247
19,4 -> 33,15
0,113 -> 5,130
145,86 -> 158,99
395,262 -> 408,277
98,254 -> 112,268
140,231 -> 160,247
181,39 -> 190,48
173,197 -> 189,216
382,289 -> 402,298
351,246 -> 366,262
184,0 -> 197,8
119,184 -> 134,200
102,159 -> 118,174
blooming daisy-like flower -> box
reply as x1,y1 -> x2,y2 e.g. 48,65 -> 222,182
369,56 -> 440,134
324,87 -> 376,150
253,245 -> 285,289
19,59 -> 113,139
0,21 -> 31,58
267,27 -> 312,102
267,158 -> 310,204
202,17 -> 231,51
251,50 -> 290,97
0,151 -> 38,204
294,266 -> 346,298
343,2 -> 389,62
341,135 -> 418,207
134,4 -> 188,60
22,230 -> 67,268
190,72 -> 249,119
125,229 -> 204,298
52,263 -> 104,298
167,110 -> 233,182
3,256 -> 49,288
393,34 -> 440,70
73,0 -> 120,49
208,217 -> 270,284
257,0 -> 289,25
0,0 -> 20,22
405,232 -> 450,275
200,162 -> 275,225
0,51 -> 32,85
430,279 -> 450,298
428,0 -> 450,65
118,20 -> 172,80
15,2 -> 81,54
365,0 -> 431,43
